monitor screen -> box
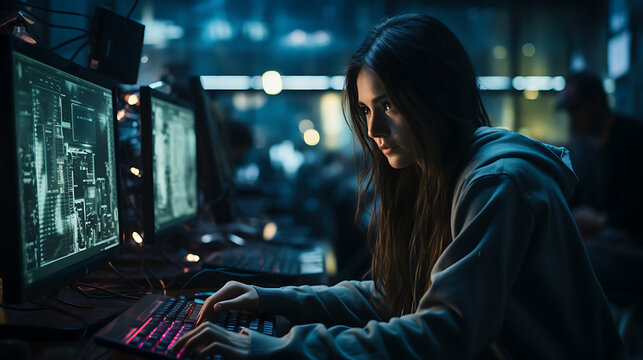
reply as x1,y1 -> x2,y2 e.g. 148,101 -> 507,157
12,50 -> 120,287
150,95 -> 198,233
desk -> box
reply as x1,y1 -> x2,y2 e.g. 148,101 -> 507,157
1,241 -> 324,359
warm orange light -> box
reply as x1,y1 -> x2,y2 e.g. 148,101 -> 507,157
126,94 -> 139,106
117,109 -> 126,121
524,90 -> 539,100
263,221 -> 277,241
132,232 -> 143,244
303,129 -> 320,146
130,167 -> 141,177
186,253 -> 200,262
19,12 -> 35,25
325,249 -> 338,277
19,33 -> 37,44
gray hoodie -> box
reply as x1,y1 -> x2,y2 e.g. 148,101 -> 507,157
249,127 -> 624,359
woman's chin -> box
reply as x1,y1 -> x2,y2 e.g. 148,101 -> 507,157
386,156 -> 415,169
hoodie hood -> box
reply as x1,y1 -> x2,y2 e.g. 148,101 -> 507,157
461,126 -> 578,199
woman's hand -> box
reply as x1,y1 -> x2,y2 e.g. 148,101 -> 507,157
170,321 -> 251,360
194,281 -> 260,326
572,205 -> 607,240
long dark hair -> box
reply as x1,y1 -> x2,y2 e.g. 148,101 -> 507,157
343,14 -> 491,316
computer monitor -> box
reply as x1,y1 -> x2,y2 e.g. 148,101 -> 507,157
140,87 -> 198,243
0,35 -> 123,303
188,76 -> 233,223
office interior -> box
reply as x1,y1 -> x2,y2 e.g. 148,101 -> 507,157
0,0 -> 642,358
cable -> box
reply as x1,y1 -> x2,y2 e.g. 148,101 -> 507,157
178,269 -> 215,295
50,33 -> 87,51
127,0 -> 139,18
31,299 -> 90,339
143,262 -> 167,296
158,242 -> 186,271
70,39 -> 89,62
18,8 -> 88,32
139,245 -> 155,293
71,283 -> 95,299
108,261 -> 148,292
16,1 -> 91,18
76,282 -> 144,300
159,278 -> 166,295
50,290 -> 95,309
50,297 -> 94,308
2,300 -> 90,339
177,268 -> 267,295
74,286 -> 144,300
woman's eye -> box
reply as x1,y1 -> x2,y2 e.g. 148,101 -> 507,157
360,106 -> 370,116
384,102 -> 393,111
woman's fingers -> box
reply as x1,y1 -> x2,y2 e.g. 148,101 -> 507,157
174,322 -> 228,355
213,297 -> 244,313
195,341 -> 245,360
195,282 -> 243,325
216,293 -> 258,313
208,281 -> 244,304
195,282 -> 259,325
170,321 -> 250,359
171,322 -> 208,354
180,325 -> 216,357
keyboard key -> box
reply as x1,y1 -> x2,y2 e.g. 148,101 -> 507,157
98,296 -> 275,360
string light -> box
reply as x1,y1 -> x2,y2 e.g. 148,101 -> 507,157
263,222 -> 278,241
303,129 -> 320,146
126,94 -> 139,106
132,232 -> 143,244
186,254 -> 200,262
117,109 -> 126,121
261,71 -> 282,95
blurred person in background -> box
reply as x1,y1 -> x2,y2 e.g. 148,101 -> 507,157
558,73 -> 643,352
558,72 -> 643,245
226,120 -> 254,170
171,14 -> 623,359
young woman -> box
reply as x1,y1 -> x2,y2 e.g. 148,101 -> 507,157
172,14 -> 623,359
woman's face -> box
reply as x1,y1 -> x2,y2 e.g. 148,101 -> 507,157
357,67 -> 418,169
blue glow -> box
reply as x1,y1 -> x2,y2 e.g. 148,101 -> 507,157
199,75 -> 567,91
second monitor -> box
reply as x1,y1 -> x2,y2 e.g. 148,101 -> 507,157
140,87 -> 198,243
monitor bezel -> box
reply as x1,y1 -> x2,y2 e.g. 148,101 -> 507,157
140,86 -> 199,244
0,35 -> 124,304
188,76 -> 234,223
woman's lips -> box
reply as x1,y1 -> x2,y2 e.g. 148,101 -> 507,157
379,145 -> 398,154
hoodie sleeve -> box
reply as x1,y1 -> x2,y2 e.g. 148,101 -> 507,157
253,280 -> 386,327
246,173 -> 535,359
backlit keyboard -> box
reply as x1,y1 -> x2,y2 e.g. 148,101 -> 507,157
204,242 -> 324,276
95,294 -> 275,359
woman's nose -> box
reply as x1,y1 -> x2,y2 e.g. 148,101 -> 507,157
367,110 -> 390,139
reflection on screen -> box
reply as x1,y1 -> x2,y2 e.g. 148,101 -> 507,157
151,96 -> 197,232
12,52 -> 120,285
